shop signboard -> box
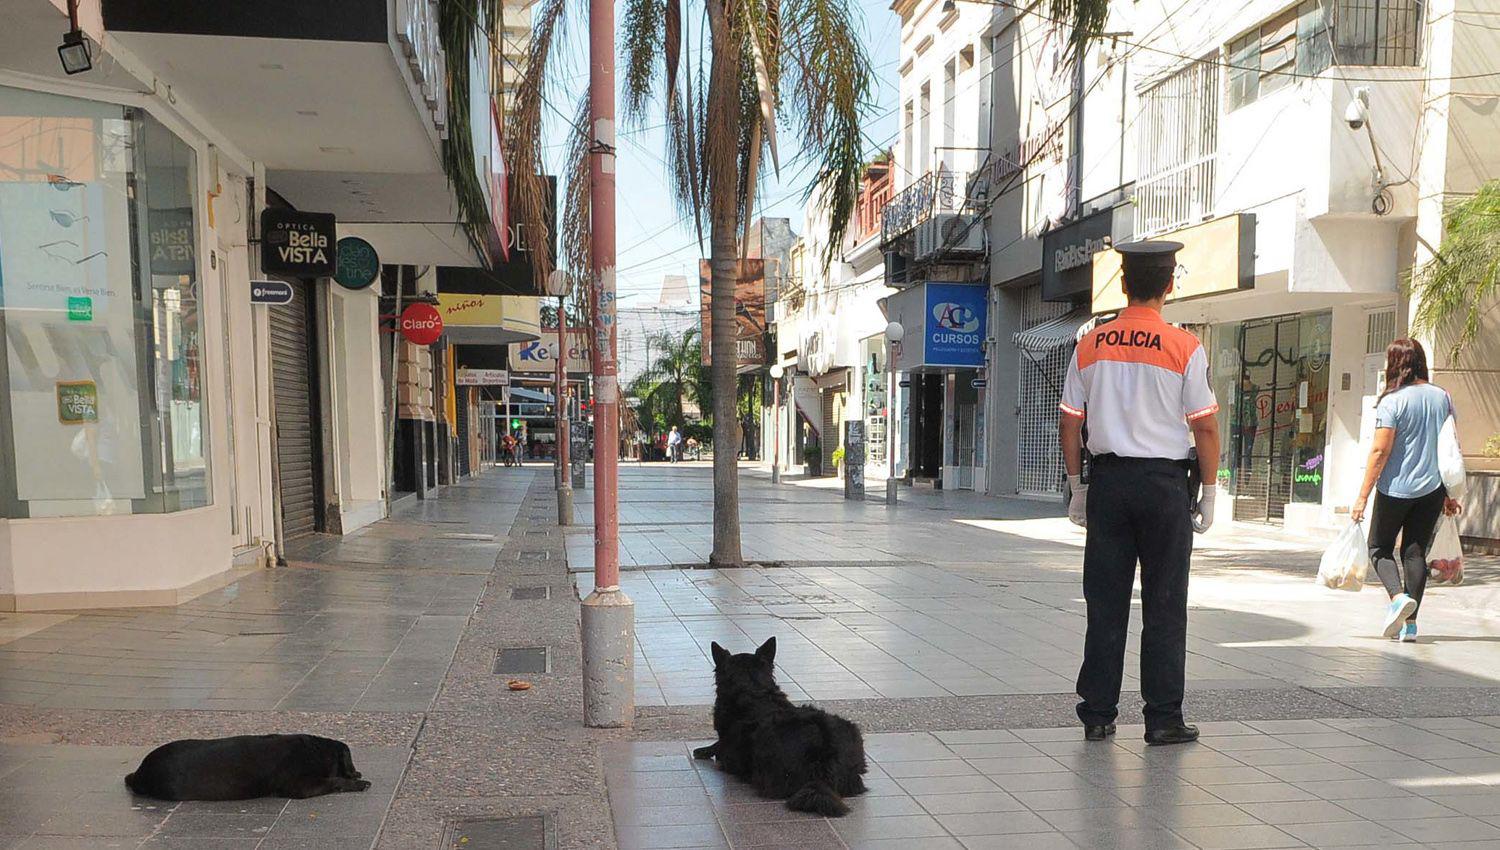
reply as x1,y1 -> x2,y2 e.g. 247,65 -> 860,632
333,236 -> 380,290
457,368 -> 510,386
509,328 -> 592,372
56,381 -> 99,424
249,280 -> 294,305
399,303 -> 444,345
1041,202 -> 1132,302
260,208 -> 335,277
922,282 -> 987,368
1091,213 -> 1256,314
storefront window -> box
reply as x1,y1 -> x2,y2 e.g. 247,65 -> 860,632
0,86 -> 209,518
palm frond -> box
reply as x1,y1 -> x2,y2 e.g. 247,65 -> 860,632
562,93 -> 593,292
506,0 -> 571,291
622,0 -> 664,124
1049,0 -> 1109,53
1409,180 -> 1500,361
778,0 -> 872,267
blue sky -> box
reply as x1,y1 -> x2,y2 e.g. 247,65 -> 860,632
534,0 -> 902,307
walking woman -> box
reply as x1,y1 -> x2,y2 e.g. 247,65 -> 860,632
1351,338 -> 1462,642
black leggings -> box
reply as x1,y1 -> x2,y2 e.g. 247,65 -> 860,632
1368,487 -> 1446,620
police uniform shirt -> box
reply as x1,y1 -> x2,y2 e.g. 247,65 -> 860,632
1059,306 -> 1218,460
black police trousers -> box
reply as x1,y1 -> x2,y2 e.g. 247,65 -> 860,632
1076,455 -> 1193,731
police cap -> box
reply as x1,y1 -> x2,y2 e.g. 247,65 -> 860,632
1116,240 -> 1183,274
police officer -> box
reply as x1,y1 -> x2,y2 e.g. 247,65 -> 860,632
1058,240 -> 1220,746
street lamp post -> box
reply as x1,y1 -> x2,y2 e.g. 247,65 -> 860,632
545,271 -> 572,525
885,321 -> 903,506
769,364 -> 784,484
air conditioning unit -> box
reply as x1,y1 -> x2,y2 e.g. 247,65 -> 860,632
914,213 -> 984,262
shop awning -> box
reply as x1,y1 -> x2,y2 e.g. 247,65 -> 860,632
1013,309 -> 1090,352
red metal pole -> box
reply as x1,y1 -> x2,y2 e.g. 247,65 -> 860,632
589,0 -> 619,591
581,0 -> 631,728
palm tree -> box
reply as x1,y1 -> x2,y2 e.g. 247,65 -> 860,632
1409,180 -> 1500,360
509,0 -> 1111,566
644,328 -> 709,426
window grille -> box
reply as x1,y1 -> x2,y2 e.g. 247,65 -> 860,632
1017,345 -> 1070,495
1134,60 -> 1220,236
1366,309 -> 1396,354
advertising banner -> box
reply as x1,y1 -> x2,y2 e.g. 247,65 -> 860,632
699,259 -> 767,367
1091,213 -> 1256,314
922,282 -> 987,368
261,208 -> 335,277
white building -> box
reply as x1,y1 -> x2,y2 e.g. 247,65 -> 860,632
0,0 -> 530,609
1063,0 -> 1500,534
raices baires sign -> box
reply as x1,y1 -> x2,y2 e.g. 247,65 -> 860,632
260,208 -> 336,277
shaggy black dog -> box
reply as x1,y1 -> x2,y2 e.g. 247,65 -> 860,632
125,734 -> 370,801
692,637 -> 868,816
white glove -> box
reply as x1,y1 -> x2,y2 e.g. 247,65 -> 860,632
1192,484 -> 1216,534
1067,474 -> 1087,527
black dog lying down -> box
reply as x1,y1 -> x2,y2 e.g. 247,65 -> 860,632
693,638 -> 868,816
126,734 -> 370,801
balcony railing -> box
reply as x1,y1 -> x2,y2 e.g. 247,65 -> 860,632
396,0 -> 449,136
880,167 -> 970,245
1134,154 -> 1217,237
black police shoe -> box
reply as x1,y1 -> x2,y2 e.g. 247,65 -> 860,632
1083,723 -> 1116,742
1144,725 -> 1200,746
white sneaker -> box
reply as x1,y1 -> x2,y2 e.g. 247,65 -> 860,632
1383,594 -> 1417,638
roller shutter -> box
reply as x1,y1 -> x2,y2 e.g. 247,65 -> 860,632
269,278 -> 321,539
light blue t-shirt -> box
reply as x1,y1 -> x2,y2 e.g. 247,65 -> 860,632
1374,382 -> 1453,499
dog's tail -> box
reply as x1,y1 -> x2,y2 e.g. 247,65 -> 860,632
786,779 -> 847,817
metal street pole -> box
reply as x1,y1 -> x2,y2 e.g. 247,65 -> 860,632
555,293 -> 573,525
769,364 -> 784,484
885,321 -> 903,505
581,0 -> 634,728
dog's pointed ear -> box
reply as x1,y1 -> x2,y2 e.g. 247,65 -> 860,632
755,636 -> 777,666
710,642 -> 730,667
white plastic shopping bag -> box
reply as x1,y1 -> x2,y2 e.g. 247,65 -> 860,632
1319,520 -> 1369,591
1439,415 -> 1467,498
1428,514 -> 1465,586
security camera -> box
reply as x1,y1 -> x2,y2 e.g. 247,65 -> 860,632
1345,87 -> 1370,131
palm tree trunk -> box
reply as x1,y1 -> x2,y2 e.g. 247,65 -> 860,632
706,0 -> 744,567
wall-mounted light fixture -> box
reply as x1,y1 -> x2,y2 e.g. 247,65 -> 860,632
58,0 -> 93,75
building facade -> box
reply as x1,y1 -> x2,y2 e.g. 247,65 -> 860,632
0,0 -> 535,609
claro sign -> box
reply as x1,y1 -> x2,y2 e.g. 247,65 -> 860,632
399,303 -> 444,345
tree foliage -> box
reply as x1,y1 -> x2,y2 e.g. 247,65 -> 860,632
1409,180 -> 1500,360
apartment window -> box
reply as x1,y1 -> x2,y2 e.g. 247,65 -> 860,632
942,60 -> 957,167
918,82 -> 932,175
1227,0 -> 1422,110
902,100 -> 915,183
1135,60 -> 1220,235
1335,0 -> 1423,66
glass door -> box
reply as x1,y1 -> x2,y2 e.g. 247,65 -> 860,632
1232,313 -> 1331,522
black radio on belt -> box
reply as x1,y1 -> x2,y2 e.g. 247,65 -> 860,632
1185,448 -> 1201,510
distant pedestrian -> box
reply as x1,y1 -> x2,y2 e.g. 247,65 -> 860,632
686,436 -> 700,460
1058,240 -> 1220,747
1351,338 -> 1462,643
668,426 -> 683,463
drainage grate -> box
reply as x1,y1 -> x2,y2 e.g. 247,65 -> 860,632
494,646 -> 550,674
442,815 -> 552,849
511,586 -> 550,600
519,550 -> 549,561
439,532 -> 495,541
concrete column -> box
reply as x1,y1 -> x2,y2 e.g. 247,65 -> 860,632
581,588 -> 634,727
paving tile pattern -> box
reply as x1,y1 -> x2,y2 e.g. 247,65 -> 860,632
605,717 -> 1500,849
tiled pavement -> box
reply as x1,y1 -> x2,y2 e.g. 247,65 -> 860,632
605,717 -> 1500,850
5,463 -> 1500,849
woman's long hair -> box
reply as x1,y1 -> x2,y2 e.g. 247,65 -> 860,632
1379,338 -> 1430,401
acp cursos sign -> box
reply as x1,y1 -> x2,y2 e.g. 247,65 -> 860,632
923,282 -> 987,368
261,208 -> 336,277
